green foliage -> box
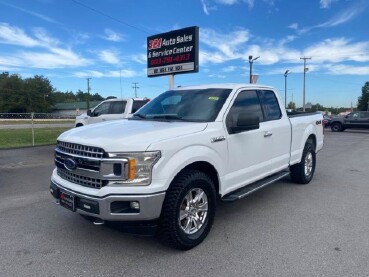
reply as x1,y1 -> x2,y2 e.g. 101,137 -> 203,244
0,72 -> 105,113
357,81 -> 369,111
287,101 -> 296,109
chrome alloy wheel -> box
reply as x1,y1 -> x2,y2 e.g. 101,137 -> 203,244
179,188 -> 208,235
304,152 -> 313,177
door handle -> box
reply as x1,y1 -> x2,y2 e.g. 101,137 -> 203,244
264,131 -> 272,137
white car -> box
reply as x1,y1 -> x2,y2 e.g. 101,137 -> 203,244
75,98 -> 149,127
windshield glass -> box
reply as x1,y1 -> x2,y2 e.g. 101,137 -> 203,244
133,88 -> 232,122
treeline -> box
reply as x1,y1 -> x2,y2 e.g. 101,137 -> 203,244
0,72 -> 104,113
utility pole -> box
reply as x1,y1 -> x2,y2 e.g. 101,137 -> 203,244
249,55 -> 260,84
132,82 -> 139,98
86,78 -> 91,110
300,57 -> 311,112
284,70 -> 290,108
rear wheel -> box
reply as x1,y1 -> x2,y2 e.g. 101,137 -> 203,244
290,140 -> 316,184
158,169 -> 216,250
331,122 -> 342,132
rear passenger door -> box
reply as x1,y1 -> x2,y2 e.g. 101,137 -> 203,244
258,90 -> 291,173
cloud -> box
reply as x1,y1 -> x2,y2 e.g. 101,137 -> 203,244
325,64 -> 369,75
98,50 -> 120,64
0,1 -> 60,24
201,28 -> 249,60
320,0 -> 338,9
74,69 -> 138,78
0,23 -> 39,47
201,0 -> 210,15
0,23 -> 91,69
103,28 -> 124,42
288,23 -> 299,30
132,54 -> 147,65
298,2 -> 367,34
223,66 -> 237,72
303,38 -> 369,63
216,0 -> 238,4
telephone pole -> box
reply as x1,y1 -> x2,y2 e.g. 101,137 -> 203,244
132,82 -> 139,97
86,78 -> 91,110
300,57 -> 311,111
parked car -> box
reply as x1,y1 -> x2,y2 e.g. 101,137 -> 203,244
323,115 -> 332,127
51,84 -> 324,250
330,111 -> 369,132
75,98 -> 149,127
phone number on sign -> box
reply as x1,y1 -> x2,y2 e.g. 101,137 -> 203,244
149,54 -> 191,66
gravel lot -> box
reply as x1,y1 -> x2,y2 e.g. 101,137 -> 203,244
0,129 -> 369,277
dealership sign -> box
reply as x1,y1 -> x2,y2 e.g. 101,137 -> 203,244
147,26 -> 199,77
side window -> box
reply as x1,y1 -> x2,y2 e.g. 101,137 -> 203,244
132,100 -> 149,113
258,90 -> 282,121
359,112 -> 369,118
110,101 -> 127,114
226,90 -> 264,134
93,102 -> 110,116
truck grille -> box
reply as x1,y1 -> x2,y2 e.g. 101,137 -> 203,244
57,168 -> 105,189
55,141 -> 128,190
57,141 -> 104,159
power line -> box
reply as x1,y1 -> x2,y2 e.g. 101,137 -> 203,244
70,0 -> 150,35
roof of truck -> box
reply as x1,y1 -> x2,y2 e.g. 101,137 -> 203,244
173,83 -> 275,91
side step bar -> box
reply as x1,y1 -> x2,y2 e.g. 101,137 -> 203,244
222,170 -> 290,202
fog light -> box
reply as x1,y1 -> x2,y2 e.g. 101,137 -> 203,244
130,201 -> 140,210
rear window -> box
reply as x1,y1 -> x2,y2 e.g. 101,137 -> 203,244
132,100 -> 149,113
258,90 -> 282,121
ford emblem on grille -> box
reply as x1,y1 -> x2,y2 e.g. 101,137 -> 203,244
64,158 -> 77,171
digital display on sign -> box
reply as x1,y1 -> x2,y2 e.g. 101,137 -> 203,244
147,26 -> 199,77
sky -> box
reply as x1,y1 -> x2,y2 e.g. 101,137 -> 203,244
0,0 -> 368,108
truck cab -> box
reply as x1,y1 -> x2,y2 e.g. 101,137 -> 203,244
75,98 -> 149,127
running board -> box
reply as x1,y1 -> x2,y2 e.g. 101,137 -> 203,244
221,170 -> 290,202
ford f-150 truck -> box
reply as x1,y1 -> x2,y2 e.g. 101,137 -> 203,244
50,84 -> 324,250
75,98 -> 149,127
330,111 -> 369,132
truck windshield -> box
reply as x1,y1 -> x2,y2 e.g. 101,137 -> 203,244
132,88 -> 232,122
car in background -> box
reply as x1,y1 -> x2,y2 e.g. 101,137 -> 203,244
75,98 -> 149,127
323,115 -> 332,127
330,111 -> 369,132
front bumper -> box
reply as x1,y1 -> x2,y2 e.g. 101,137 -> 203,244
50,180 -> 166,221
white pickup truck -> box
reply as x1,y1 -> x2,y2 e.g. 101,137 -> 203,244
51,84 -> 324,250
75,98 -> 149,127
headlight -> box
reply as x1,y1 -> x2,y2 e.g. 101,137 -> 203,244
107,151 -> 161,186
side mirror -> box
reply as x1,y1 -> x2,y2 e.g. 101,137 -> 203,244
230,113 -> 260,134
87,109 -> 92,116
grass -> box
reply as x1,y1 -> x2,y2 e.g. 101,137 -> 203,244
0,127 -> 71,149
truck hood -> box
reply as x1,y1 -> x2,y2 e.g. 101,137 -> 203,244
58,119 -> 207,152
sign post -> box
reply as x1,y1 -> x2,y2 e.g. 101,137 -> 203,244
147,26 -> 199,89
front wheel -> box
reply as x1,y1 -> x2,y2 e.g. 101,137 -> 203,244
158,169 -> 216,250
290,140 -> 316,184
331,122 -> 342,132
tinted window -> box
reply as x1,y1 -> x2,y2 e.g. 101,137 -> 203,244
93,102 -> 110,116
360,112 -> 369,118
135,89 -> 231,122
110,101 -> 127,114
132,100 -> 149,113
258,90 -> 282,121
226,90 -> 264,133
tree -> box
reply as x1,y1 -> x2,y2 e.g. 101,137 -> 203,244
357,81 -> 369,111
287,101 -> 296,110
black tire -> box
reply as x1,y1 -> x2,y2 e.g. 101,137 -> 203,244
290,140 -> 316,184
158,169 -> 216,250
75,123 -> 83,127
331,122 -> 342,132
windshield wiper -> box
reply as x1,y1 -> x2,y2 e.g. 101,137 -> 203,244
132,113 -> 146,119
151,114 -> 184,120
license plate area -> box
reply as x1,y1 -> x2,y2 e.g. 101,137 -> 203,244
59,190 -> 75,212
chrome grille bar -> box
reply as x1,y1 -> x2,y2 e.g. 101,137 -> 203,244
57,141 -> 104,159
